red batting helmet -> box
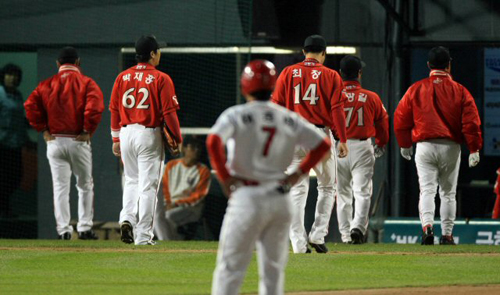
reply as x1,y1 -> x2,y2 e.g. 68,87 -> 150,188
240,59 -> 277,96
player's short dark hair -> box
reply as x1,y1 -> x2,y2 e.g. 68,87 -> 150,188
183,135 -> 203,151
428,46 -> 451,70
135,35 -> 163,63
58,47 -> 79,65
428,63 -> 450,70
135,54 -> 152,63
250,90 -> 272,101
340,71 -> 358,81
303,46 -> 325,54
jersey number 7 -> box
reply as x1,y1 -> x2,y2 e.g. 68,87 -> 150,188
261,127 -> 276,156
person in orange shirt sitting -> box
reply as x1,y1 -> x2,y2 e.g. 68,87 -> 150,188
154,136 -> 211,240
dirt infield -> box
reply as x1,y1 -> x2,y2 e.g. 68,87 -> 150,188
288,285 -> 500,295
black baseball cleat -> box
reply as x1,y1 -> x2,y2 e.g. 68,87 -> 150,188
120,221 -> 134,244
78,230 -> 98,240
439,235 -> 456,245
309,242 -> 328,253
350,228 -> 364,245
421,225 -> 434,245
58,232 -> 72,240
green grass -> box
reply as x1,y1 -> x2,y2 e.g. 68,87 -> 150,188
1,240 -> 499,294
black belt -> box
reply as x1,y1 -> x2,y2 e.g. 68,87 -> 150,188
314,125 -> 325,128
122,125 -> 156,129
334,136 -> 368,141
241,179 -> 290,194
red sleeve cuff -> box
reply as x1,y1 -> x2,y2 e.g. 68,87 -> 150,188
332,107 -> 347,143
165,111 -> 182,143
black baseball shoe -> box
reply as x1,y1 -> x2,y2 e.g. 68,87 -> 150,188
439,235 -> 456,245
309,242 -> 328,253
421,225 -> 434,245
120,221 -> 134,244
58,232 -> 72,240
350,228 -> 365,245
78,230 -> 98,240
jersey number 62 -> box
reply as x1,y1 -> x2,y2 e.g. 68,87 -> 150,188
122,87 -> 150,109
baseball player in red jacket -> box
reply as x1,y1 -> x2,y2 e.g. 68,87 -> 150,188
272,35 -> 348,254
110,35 -> 182,245
493,168 -> 500,219
25,47 -> 104,240
336,56 -> 389,244
394,46 -> 482,245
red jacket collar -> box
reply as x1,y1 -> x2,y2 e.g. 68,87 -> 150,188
430,70 -> 452,79
58,65 -> 80,73
135,63 -> 156,70
303,58 -> 321,66
344,80 -> 361,90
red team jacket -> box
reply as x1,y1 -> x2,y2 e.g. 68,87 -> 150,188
109,63 -> 181,142
494,168 -> 500,219
394,70 -> 482,152
342,81 -> 389,147
272,58 -> 347,142
25,65 -> 104,136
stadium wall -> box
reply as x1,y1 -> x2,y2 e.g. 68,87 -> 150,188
2,0 -> 499,238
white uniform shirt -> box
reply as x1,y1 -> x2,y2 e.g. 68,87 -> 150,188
210,101 -> 325,182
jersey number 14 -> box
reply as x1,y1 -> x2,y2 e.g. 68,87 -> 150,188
294,83 -> 319,105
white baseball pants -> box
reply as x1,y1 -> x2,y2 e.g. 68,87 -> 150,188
212,183 -> 292,295
415,139 -> 461,236
119,124 -> 163,245
336,139 -> 375,242
46,137 -> 94,236
287,127 -> 336,253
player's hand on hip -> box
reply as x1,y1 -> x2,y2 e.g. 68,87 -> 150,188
75,132 -> 90,143
112,142 -> 121,157
337,142 -> 348,158
221,177 -> 242,198
43,130 -> 55,142
400,147 -> 413,161
284,171 -> 303,187
469,152 -> 480,167
374,145 -> 385,158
